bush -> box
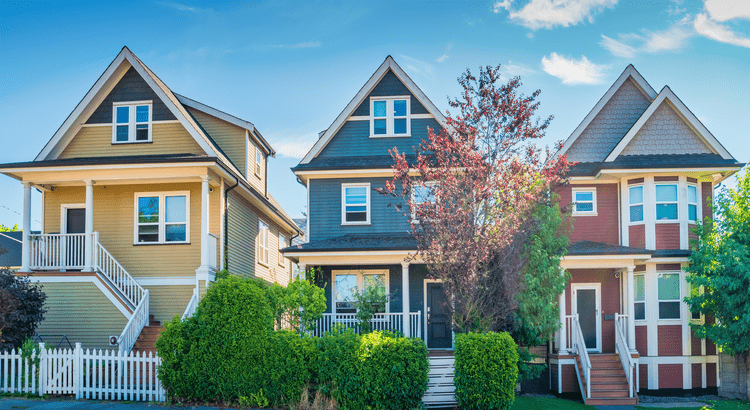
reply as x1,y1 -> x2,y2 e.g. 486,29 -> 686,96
264,331 -> 318,405
156,276 -> 273,403
0,269 -> 47,351
267,278 -> 326,333
454,332 -> 519,410
317,329 -> 429,410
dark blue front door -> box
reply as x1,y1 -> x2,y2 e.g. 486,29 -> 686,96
427,283 -> 452,348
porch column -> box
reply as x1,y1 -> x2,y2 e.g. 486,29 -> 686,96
84,180 -> 94,271
298,263 -> 306,280
558,290 -> 567,353
20,182 -> 31,271
401,262 -> 410,338
199,176 -> 210,270
626,265 -> 636,351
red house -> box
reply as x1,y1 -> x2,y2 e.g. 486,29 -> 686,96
550,65 -> 743,405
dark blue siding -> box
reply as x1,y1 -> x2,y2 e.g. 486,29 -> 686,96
318,118 -> 441,159
352,70 -> 428,116
309,177 -> 410,241
87,67 -> 176,124
390,268 -> 402,312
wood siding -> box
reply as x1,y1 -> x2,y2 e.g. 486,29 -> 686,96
640,364 -> 649,389
655,223 -> 680,249
59,123 -> 205,159
558,184 -> 619,246
691,328 -> 702,356
658,364 -> 683,389
629,224 -> 645,248
317,118 -> 441,159
658,325 -> 683,356
707,363 -> 717,387
692,363 -> 702,389
635,325 -> 648,355
188,108 -> 250,180
34,281 -> 128,350
143,285 -> 194,324
565,269 -> 620,354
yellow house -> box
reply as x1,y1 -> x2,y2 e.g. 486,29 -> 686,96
0,47 -> 302,352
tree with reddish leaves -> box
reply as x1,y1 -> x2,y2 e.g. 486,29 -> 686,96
381,65 -> 571,335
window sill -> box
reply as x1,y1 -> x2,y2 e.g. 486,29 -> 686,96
258,261 -> 269,268
657,318 -> 683,323
655,220 -> 679,224
369,134 -> 411,138
573,212 -> 598,217
113,140 -> 153,145
628,222 -> 646,226
341,222 -> 371,226
133,242 -> 191,246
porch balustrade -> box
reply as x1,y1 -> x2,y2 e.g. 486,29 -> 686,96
29,233 -> 86,270
309,312 -> 422,339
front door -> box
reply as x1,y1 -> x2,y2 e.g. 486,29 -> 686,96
426,282 -> 452,348
65,208 -> 85,268
572,284 -> 602,352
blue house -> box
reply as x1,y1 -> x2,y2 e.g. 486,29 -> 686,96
282,57 -> 451,348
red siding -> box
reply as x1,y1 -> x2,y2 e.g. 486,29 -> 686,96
659,364 -> 683,389
566,269 -> 620,353
702,182 -> 713,223
691,328 -> 702,356
692,363 -> 702,389
688,223 -> 698,247
657,263 -> 681,271
558,184 -> 619,246
706,340 -> 716,355
658,325 -> 683,356
655,176 -> 679,182
655,223 -> 680,249
561,364 -> 579,393
639,364 -> 649,389
707,363 -> 717,387
630,224 -> 645,248
635,325 -> 648,355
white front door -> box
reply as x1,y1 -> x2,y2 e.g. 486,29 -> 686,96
572,283 -> 602,353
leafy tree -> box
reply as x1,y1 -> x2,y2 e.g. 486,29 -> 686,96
685,170 -> 750,355
350,283 -> 390,334
0,269 -> 47,351
381,65 -> 571,334
0,224 -> 19,232
267,274 -> 326,334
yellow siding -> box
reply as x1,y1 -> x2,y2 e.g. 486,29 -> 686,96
35,281 -> 128,350
58,123 -> 205,159
247,142 -> 266,194
44,182 -> 222,277
143,285 -> 194,324
188,108 -> 247,176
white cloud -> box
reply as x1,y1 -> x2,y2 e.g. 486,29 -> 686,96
270,42 -> 321,49
599,34 -> 637,58
703,0 -> 750,22
495,0 -> 618,30
600,24 -> 691,57
541,52 -> 607,85
158,1 -> 211,13
694,13 -> 750,48
641,25 -> 691,52
436,54 -> 449,63
274,136 -> 318,159
399,55 -> 436,79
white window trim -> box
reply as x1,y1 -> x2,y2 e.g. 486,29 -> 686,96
655,183 -> 679,223
332,269 -> 390,316
572,187 -> 597,216
687,184 -> 700,224
341,183 -> 371,225
112,100 -> 153,144
633,273 -> 646,322
689,282 -> 704,322
133,191 -> 190,245
629,184 -> 645,225
369,95 -> 411,138
258,220 -> 269,267
657,271 -> 682,320
255,148 -> 262,178
278,233 -> 286,267
411,182 -> 436,222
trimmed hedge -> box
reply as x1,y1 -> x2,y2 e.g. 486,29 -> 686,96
454,332 -> 519,410
317,329 -> 429,410
264,331 -> 318,405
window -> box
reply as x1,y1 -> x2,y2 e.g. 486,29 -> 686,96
342,184 -> 370,225
113,102 -> 152,143
572,188 -> 596,215
658,273 -> 681,319
278,233 -> 286,267
634,274 -> 645,320
255,149 -> 262,177
655,184 -> 678,221
411,182 -> 435,221
370,97 -> 410,137
688,185 -> 698,222
333,269 -> 388,314
629,185 -> 644,223
258,220 -> 269,265
689,283 -> 702,320
135,192 -> 189,244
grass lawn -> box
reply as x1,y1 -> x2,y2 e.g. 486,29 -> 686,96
636,400 -> 750,410
511,396 -> 588,409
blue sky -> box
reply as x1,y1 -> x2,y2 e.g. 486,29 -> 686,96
1,0 -> 749,228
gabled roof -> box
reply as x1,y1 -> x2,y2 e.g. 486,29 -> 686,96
604,86 -> 735,162
299,56 -> 447,165
0,231 -> 22,268
559,64 -> 657,157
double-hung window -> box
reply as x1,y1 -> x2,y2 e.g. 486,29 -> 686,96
688,185 -> 699,222
655,184 -> 678,221
634,273 -> 645,320
258,220 -> 269,265
333,269 -> 388,315
658,273 -> 681,319
342,184 -> 370,225
370,96 -> 410,137
278,233 -> 286,267
411,182 -> 436,221
113,102 -> 152,143
629,186 -> 644,223
572,188 -> 596,215
135,192 -> 189,244
255,149 -> 262,177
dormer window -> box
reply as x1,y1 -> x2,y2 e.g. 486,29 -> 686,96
655,184 -> 678,221
370,96 -> 410,137
572,188 -> 597,216
113,101 -> 152,143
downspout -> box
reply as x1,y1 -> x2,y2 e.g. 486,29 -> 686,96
223,181 -> 240,271
264,152 -> 268,197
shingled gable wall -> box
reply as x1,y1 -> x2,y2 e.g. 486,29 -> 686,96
620,102 -> 713,156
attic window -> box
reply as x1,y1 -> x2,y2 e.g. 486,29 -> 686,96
370,96 -> 410,137
113,101 -> 152,144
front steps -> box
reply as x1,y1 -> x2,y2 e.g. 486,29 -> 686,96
577,353 -> 637,406
131,315 -> 164,354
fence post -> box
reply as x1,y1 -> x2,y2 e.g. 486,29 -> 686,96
38,343 -> 45,396
74,343 -> 81,399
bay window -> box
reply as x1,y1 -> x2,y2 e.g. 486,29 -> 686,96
688,185 -> 698,222
658,273 -> 681,319
135,192 -> 189,244
634,273 -> 645,320
655,184 -> 678,221
629,186 -> 644,223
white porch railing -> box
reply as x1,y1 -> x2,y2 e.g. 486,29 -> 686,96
207,233 -> 218,270
182,288 -> 199,320
29,233 -> 86,270
309,312 -> 422,339
615,313 -> 635,398
93,232 -> 145,308
117,291 -> 149,355
572,314 -> 592,400
563,314 -> 575,353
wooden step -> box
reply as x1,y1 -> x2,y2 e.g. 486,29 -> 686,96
586,397 -> 637,406
591,389 -> 630,398
591,381 -> 630,390
591,368 -> 626,376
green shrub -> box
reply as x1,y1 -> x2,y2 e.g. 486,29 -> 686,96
454,332 -> 519,410
264,330 -> 319,405
316,329 -> 429,410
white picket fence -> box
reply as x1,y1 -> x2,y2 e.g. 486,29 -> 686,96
0,343 -> 165,401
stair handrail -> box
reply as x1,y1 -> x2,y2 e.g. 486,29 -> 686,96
572,314 -> 592,399
117,290 -> 149,355
182,288 -> 199,320
92,232 -> 145,307
614,313 -> 635,398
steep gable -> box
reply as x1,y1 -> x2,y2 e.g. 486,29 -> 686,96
351,70 -> 429,116
86,67 -> 176,124
619,102 -> 713,156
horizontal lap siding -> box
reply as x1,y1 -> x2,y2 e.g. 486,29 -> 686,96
707,363 -> 717,386
86,66 -> 175,124
227,190 -> 257,277
658,325 -> 683,356
655,223 -> 680,249
317,118 -> 441,159
566,269 -> 620,353
351,70 -> 429,116
59,123 -> 205,159
34,281 -> 128,350
692,364 -> 702,389
691,328 -> 702,356
635,325 -> 648,355
560,364 -> 579,393
659,364 -> 683,389
557,184 -> 619,245
188,108 -> 247,178
640,364 -> 649,389
629,224 -> 645,248
143,285 -> 194,324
